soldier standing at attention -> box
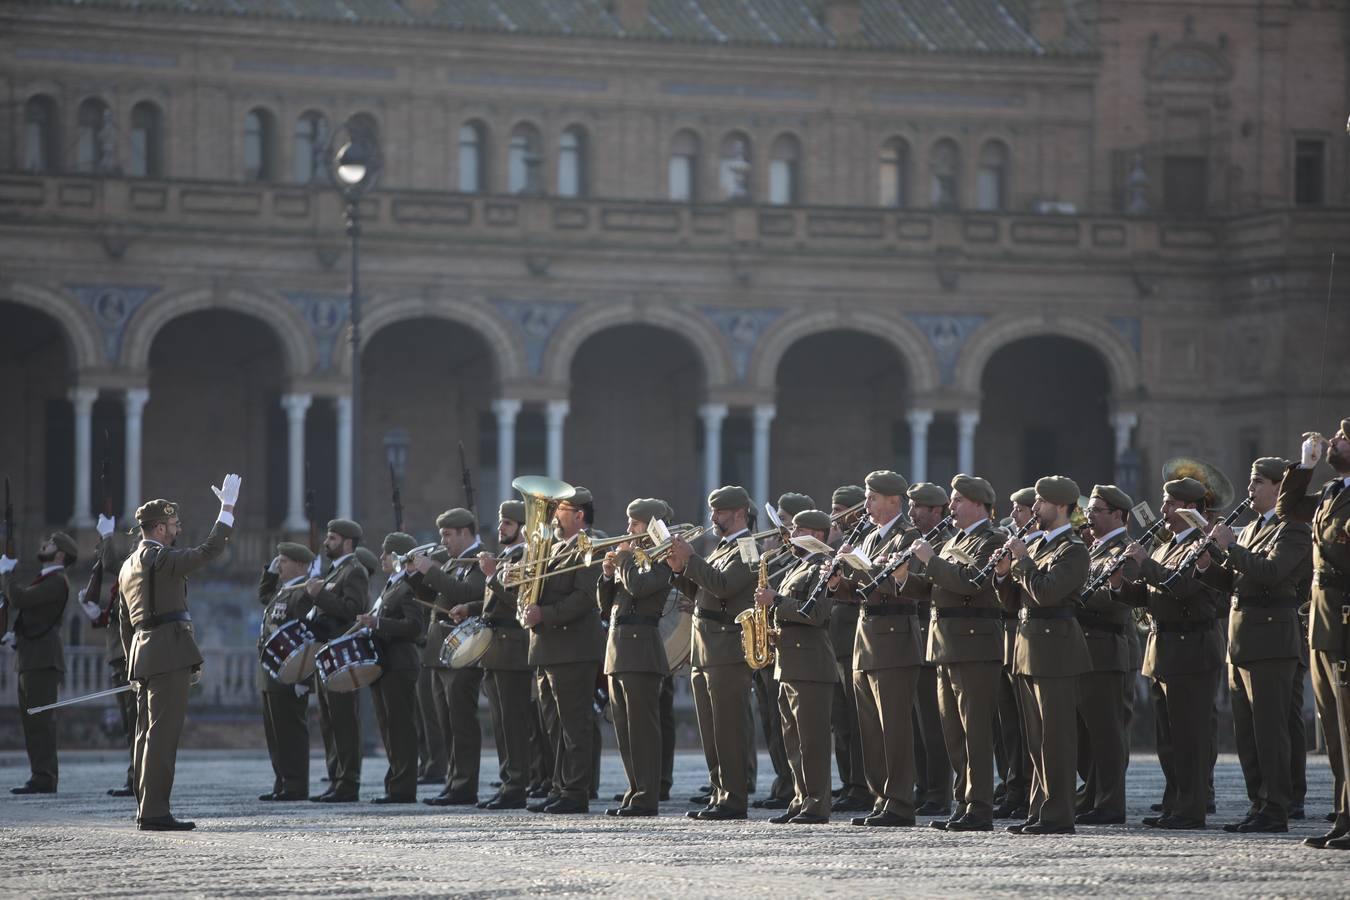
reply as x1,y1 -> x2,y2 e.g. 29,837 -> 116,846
256,541 -> 316,801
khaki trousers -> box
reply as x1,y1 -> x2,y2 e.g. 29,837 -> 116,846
317,678 -> 361,794
133,668 -> 191,819
539,661 -> 599,804
415,665 -> 446,779
434,666 -> 484,797
611,671 -> 663,812
833,657 -> 868,800
1154,669 -> 1218,822
852,665 -> 919,818
779,679 -> 833,817
484,668 -> 533,801
1017,674 -> 1079,828
753,665 -> 793,800
17,668 -> 60,791
690,663 -> 753,812
1312,649 -> 1350,816
936,660 -> 1001,820
913,665 -> 950,806
1075,669 -> 1129,817
261,685 -> 310,796
372,667 -> 419,799
1230,658 -> 1297,823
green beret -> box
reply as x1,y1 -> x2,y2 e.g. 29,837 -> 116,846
382,532 -> 417,555
327,518 -> 363,541
276,541 -> 315,565
353,546 -> 380,575
792,509 -> 832,534
626,498 -> 667,524
136,499 -> 179,527
906,482 -> 948,507
865,469 -> 908,497
1090,484 -> 1133,513
1164,477 -> 1207,504
777,492 -> 816,518
435,508 -> 475,531
708,485 -> 751,510
48,531 -> 78,561
951,474 -> 995,506
1010,487 -> 1037,508
498,500 -> 526,524
832,484 -> 865,508
562,486 -> 594,507
1251,457 -> 1290,483
1035,476 -> 1080,507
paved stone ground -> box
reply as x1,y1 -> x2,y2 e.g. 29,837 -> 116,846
0,749 -> 1345,898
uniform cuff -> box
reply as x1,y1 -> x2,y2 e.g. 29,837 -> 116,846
218,510 -> 235,527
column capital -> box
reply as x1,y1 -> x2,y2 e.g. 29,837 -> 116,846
1109,410 -> 1139,429
492,397 -> 524,420
957,409 -> 981,430
68,385 -> 99,410
698,402 -> 729,423
280,392 -> 313,417
335,394 -> 353,413
751,403 -> 777,426
123,386 -> 150,410
905,407 -> 935,429
544,399 -> 570,421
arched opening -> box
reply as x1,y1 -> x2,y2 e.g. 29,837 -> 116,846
23,95 -> 59,174
508,122 -> 543,195
565,325 -> 705,528
129,101 -> 164,178
770,330 -> 912,501
76,97 -> 111,174
669,129 -> 699,202
768,133 -> 801,205
294,110 -> 330,184
458,120 -> 488,193
929,138 -> 960,211
360,318 -> 498,539
243,107 -> 277,182
0,302 -> 73,526
976,335 -> 1113,498
144,310 -> 286,531
558,125 -> 588,198
976,140 -> 1009,212
879,136 -> 910,208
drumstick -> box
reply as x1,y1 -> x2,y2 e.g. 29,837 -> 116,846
411,596 -> 459,620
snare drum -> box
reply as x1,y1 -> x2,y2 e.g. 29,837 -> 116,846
439,617 -> 492,669
659,589 -> 692,673
315,631 -> 382,692
260,619 -> 317,684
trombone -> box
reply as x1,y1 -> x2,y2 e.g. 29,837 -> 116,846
505,523 -> 706,588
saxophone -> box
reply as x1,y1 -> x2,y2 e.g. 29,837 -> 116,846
735,555 -> 778,670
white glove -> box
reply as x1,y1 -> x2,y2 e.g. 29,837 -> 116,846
81,599 -> 102,622
211,473 -> 242,507
0,632 -> 14,649
267,554 -> 282,574
0,556 -> 16,575
1301,434 -> 1323,468
96,514 -> 116,538
308,556 -> 323,578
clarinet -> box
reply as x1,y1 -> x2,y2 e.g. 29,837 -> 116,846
1158,498 -> 1254,589
1078,517 -> 1169,600
856,515 -> 955,596
797,515 -> 875,617
969,516 -> 1040,587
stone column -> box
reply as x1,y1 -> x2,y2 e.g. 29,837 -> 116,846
906,408 -> 934,484
699,403 -> 728,504
336,395 -> 353,520
1110,411 -> 1139,460
492,398 -> 523,510
751,403 -> 776,509
544,399 -> 570,481
957,409 -> 980,475
122,387 -> 150,522
69,386 -> 99,528
281,393 -> 313,532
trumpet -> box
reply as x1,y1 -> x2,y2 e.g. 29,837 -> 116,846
633,523 -> 713,572
392,542 -> 442,574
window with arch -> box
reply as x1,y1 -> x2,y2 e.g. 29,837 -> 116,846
878,137 -> 910,208
668,130 -> 700,202
768,134 -> 801,206
719,132 -> 752,201
76,97 -> 111,174
976,140 -> 1009,211
458,121 -> 488,193
244,107 -> 277,182
558,126 -> 588,198
294,111 -> 330,184
128,101 -> 163,178
508,122 -> 543,194
929,138 -> 960,210
22,95 -> 58,174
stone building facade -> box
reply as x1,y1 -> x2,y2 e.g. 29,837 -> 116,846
1,0 -> 1347,572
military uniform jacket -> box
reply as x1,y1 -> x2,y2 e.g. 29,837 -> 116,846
597,550 -> 672,676
832,517 -> 919,672
1077,530 -> 1136,672
307,554 -> 370,642
93,534 -> 127,663
118,522 -> 232,680
417,542 -> 485,668
997,528 -> 1092,677
676,536 -> 755,668
825,530 -> 861,661
1278,465 -> 1350,654
368,574 -> 427,672
1117,530 -> 1222,678
529,535 -> 604,667
772,554 -> 838,684
899,523 -> 957,670
468,542 -> 530,671
919,520 -> 1007,665
3,566 -> 69,673
1199,511 -> 1311,665
257,569 -> 313,691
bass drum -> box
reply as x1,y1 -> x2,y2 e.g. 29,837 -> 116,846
439,616 -> 492,669
315,631 -> 382,693
659,588 -> 692,673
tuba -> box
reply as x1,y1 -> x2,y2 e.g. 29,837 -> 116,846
735,555 -> 778,670
1162,456 -> 1235,512
510,475 -> 575,627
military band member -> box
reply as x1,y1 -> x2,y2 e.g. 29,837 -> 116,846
1073,484 -> 1138,825
824,484 -> 871,811
256,541 -> 316,801
906,475 -> 1006,832
413,507 -> 486,806
415,547 -> 448,787
826,470 -> 919,827
995,476 -> 1091,835
83,513 -> 136,797
307,517 -> 370,803
1118,476 -> 1220,829
598,498 -> 674,817
461,501 -> 530,809
904,482 -> 955,816
754,510 -> 837,824
1196,457 -> 1312,833
667,485 -> 756,821
118,478 -> 238,830
1,529 -> 76,795
522,487 -> 604,814
993,488 -> 1039,818
1278,424 -> 1350,850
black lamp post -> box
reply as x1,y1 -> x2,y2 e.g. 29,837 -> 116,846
327,120 -> 380,522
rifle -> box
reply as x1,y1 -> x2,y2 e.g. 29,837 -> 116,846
458,440 -> 476,517
83,433 -> 116,628
0,477 -> 13,634
389,461 -> 404,532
